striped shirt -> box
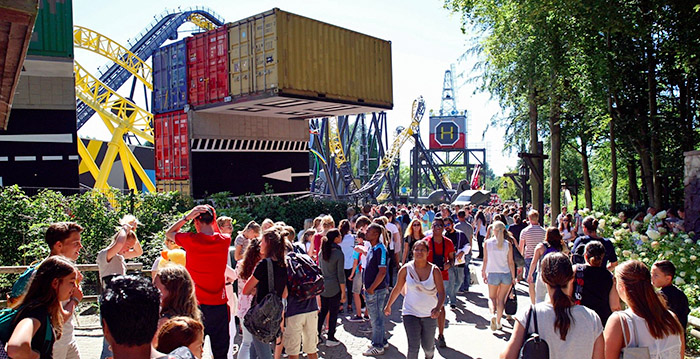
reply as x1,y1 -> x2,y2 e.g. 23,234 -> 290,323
520,224 -> 546,259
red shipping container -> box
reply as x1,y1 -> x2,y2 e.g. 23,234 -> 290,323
154,111 -> 190,180
187,27 -> 229,107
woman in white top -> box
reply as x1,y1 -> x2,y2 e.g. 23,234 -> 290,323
385,240 -> 445,359
235,238 -> 263,359
558,213 -> 573,244
481,221 -> 516,331
501,252 -> 605,359
604,260 -> 685,359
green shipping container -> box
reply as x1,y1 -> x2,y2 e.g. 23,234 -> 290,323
27,0 -> 73,58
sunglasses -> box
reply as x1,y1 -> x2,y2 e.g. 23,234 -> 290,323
432,224 -> 444,228
412,223 -> 421,227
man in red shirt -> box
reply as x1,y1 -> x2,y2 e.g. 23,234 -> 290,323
425,217 -> 455,348
166,205 -> 230,359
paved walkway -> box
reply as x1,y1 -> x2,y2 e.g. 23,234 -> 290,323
74,258 -> 532,358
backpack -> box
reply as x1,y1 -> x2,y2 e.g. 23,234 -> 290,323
573,264 -> 585,305
9,261 -> 41,301
243,259 -> 284,343
0,307 -> 53,349
519,305 -> 550,358
286,252 -> 324,300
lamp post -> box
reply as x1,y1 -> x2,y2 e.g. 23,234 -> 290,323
519,164 -> 529,219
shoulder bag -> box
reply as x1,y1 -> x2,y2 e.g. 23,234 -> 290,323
519,305 -> 549,359
618,311 -> 650,359
505,285 -> 517,315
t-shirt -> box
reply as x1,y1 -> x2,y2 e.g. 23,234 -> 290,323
516,302 -> 603,359
578,264 -> 614,325
520,224 -> 546,259
660,285 -> 689,329
339,233 -> 356,270
234,234 -> 250,255
363,242 -> 388,291
96,248 -> 126,279
426,236 -> 455,281
157,346 -> 196,359
175,232 -> 231,305
385,222 -> 400,251
252,258 -> 287,305
14,306 -> 54,359
286,296 -> 318,318
54,299 -> 75,347
455,220 -> 474,241
571,236 -> 618,268
508,222 -> 527,243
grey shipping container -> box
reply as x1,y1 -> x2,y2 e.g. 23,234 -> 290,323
27,0 -> 73,58
153,40 -> 188,114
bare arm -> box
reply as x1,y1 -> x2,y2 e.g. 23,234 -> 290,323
592,333 -> 605,359
122,235 -> 143,259
242,275 -> 259,296
6,317 -> 41,359
527,245 -> 544,283
105,226 -> 129,262
481,241 -> 489,283
500,318 -> 526,359
384,266 -> 407,316
603,312 -> 625,359
608,278 -> 621,312
507,243 -> 516,284
402,241 -> 409,263
234,244 -> 244,261
166,205 -> 208,242
433,267 -> 446,313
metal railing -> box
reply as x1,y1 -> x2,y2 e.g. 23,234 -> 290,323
689,315 -> 700,340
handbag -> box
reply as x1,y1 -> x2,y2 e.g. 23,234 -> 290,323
512,246 -> 526,268
519,305 -> 549,359
244,259 -> 284,343
618,312 -> 651,359
505,285 -> 517,315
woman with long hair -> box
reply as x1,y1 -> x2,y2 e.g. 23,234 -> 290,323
236,239 -> 262,359
384,240 -> 445,359
559,214 -> 573,244
474,210 -> 487,259
604,260 -> 684,358
527,227 -> 564,303
317,229 -> 346,346
5,256 -> 78,359
403,218 -> 425,264
500,253 -> 605,359
575,241 -> 620,326
338,219 -> 355,313
234,221 -> 261,262
153,265 -> 202,329
481,221 -> 516,331
242,230 -> 288,359
309,215 -> 334,262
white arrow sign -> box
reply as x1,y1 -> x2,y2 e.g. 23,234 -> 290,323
262,168 -> 309,182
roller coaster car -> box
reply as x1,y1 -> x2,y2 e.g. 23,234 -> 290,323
451,190 -> 491,206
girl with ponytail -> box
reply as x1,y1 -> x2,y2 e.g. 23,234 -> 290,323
500,252 -> 605,359
604,260 -> 684,358
527,227 -> 564,303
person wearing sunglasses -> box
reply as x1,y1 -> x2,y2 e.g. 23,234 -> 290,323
402,219 -> 425,264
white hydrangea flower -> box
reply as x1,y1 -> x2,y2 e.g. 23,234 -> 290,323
658,227 -> 667,234
640,252 -> 647,258
622,250 -> 632,257
665,250 -> 673,257
680,257 -> 687,263
646,229 -> 660,240
651,241 -> 660,248
675,277 -> 685,285
680,271 -> 686,278
641,235 -> 649,243
644,214 -> 653,222
599,220 -> 606,229
690,255 -> 697,261
656,211 -> 667,219
622,223 -> 629,228
595,211 -> 604,218
685,239 -> 694,245
696,267 -> 700,273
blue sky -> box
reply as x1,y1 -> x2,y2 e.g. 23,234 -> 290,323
74,0 -> 516,175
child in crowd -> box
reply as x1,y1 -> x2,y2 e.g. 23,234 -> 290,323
97,215 -> 143,288
156,317 -> 206,359
651,260 -> 690,330
4,256 -> 79,359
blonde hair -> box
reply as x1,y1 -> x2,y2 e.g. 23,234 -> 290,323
491,221 -> 506,249
216,216 -> 232,228
119,214 -> 141,227
321,215 -> 335,229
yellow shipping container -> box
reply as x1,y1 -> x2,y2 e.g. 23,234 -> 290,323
156,179 -> 191,196
223,8 -> 392,119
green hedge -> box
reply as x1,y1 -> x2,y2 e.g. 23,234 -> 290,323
0,185 -> 352,297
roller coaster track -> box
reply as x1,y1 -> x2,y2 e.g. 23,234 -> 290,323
328,118 -> 359,192
76,8 -> 225,129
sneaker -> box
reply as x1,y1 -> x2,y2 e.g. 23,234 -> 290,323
325,339 -> 341,347
349,315 -> 365,322
496,320 -> 503,331
437,335 -> 446,348
359,327 -> 373,334
490,315 -> 497,331
364,314 -> 371,320
363,346 -> 385,356
384,342 -> 390,348
450,304 -> 457,310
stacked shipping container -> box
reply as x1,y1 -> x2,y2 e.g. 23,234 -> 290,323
152,40 -> 187,114
154,111 -> 190,180
186,27 -> 229,107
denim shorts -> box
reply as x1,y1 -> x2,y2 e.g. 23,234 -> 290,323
487,272 -> 512,286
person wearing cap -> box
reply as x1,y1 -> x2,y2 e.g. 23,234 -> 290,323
166,205 -> 231,359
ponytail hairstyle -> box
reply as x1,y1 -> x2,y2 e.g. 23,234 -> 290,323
615,260 -> 683,338
239,239 -> 262,280
540,252 -> 575,340
14,256 -> 77,340
545,227 -> 563,252
582,216 -> 599,234
322,229 -> 341,262
339,219 -> 351,237
583,241 -> 605,267
491,221 -> 506,249
262,229 -> 286,267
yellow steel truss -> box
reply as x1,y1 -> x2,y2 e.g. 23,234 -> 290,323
328,118 -> 347,168
188,13 -> 218,31
73,26 -> 152,90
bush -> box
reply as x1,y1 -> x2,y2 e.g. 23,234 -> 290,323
0,186 -> 351,297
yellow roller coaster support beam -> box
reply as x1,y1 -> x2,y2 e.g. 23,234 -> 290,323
77,139 -> 100,179
73,26 -> 152,89
328,118 -> 347,168
188,13 -> 218,30
74,61 -> 153,142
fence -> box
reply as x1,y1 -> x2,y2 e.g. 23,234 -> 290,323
690,315 -> 700,340
0,263 -> 146,307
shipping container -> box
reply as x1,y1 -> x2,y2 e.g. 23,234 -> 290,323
188,110 -> 309,141
153,40 -> 188,114
27,0 -> 73,58
157,179 -> 191,195
219,8 -> 392,118
154,111 -> 190,180
186,27 -> 229,107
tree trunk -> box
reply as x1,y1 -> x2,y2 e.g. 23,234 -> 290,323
550,106 -> 561,226
627,161 -> 640,206
528,82 -> 539,211
581,137 -> 593,210
608,99 -> 618,213
643,0 -> 662,209
637,141 -> 655,207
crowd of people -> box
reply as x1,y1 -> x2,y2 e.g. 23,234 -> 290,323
0,201 -> 692,359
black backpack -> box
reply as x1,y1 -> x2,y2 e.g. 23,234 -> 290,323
519,305 -> 549,359
286,252 -> 324,301
244,259 -> 284,343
